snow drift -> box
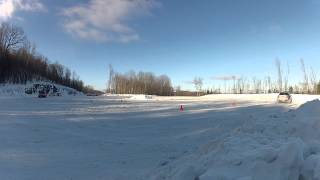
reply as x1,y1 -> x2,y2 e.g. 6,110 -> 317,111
295,99 -> 320,116
147,99 -> 320,180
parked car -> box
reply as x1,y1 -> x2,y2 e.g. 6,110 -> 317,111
38,90 -> 47,98
25,88 -> 33,95
277,92 -> 292,103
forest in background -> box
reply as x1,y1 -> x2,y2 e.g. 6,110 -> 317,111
106,65 -> 174,96
107,58 -> 320,96
0,23 -> 94,93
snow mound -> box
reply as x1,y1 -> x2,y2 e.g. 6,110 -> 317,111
292,99 -> 320,146
148,138 -> 309,180
0,82 -> 83,97
146,99 -> 320,180
296,99 -> 320,117
0,84 -> 26,96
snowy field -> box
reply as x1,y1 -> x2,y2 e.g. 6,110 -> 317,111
1,94 -> 320,180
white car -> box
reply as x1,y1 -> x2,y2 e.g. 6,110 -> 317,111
277,92 -> 292,103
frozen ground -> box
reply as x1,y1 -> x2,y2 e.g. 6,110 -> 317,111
0,94 -> 320,180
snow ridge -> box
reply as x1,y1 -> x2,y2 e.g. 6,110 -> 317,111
146,99 -> 320,180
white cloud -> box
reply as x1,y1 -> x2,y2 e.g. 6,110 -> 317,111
61,0 -> 159,43
0,0 -> 46,22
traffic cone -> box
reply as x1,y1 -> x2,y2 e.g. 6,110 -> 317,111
180,105 -> 184,111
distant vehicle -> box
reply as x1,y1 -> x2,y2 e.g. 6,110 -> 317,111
38,90 -> 47,98
277,92 -> 292,103
87,93 -> 98,96
25,88 -> 33,95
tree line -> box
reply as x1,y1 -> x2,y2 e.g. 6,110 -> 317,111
0,23 -> 88,92
107,58 -> 320,97
107,65 -> 173,96
192,59 -> 320,95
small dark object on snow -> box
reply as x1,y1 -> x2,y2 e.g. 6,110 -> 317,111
38,90 -> 47,98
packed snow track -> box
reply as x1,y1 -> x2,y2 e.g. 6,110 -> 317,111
0,94 -> 320,180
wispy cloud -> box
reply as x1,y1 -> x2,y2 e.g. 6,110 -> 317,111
0,0 -> 46,22
212,75 -> 240,81
61,0 -> 159,43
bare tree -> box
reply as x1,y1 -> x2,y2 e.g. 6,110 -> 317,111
267,76 -> 272,93
236,78 -> 242,94
213,76 -> 238,93
300,59 -> 309,93
193,77 -> 203,96
283,61 -> 290,92
0,22 -> 26,54
107,64 -> 114,93
275,59 -> 283,92
310,67 -> 317,94
231,76 -> 237,93
252,77 -> 262,94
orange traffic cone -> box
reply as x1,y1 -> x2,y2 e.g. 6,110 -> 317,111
180,105 -> 184,111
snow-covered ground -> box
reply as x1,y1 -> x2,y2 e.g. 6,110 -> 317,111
0,94 -> 320,180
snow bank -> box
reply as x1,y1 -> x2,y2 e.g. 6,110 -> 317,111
291,95 -> 320,105
120,93 -> 320,106
102,94 -> 155,101
0,84 -> 26,96
128,95 -> 154,100
51,83 -> 83,96
201,94 -> 320,106
295,99 -> 320,116
293,99 -> 320,147
138,94 -> 279,102
201,94 -> 278,102
295,100 -> 320,180
147,99 -> 320,180
0,82 -> 83,97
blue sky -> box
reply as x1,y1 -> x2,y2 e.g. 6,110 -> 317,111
1,0 -> 320,90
